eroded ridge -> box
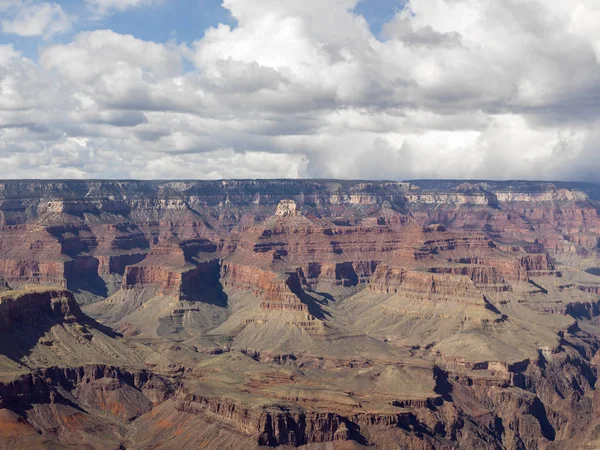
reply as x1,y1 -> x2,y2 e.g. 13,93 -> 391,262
1,180 -> 600,448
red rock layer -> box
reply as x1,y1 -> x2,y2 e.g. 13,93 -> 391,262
0,180 -> 595,316
122,241 -> 220,300
367,266 -> 485,304
221,263 -> 308,312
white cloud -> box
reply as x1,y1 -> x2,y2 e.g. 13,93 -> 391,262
41,30 -> 182,81
0,44 -> 19,65
1,2 -> 74,38
1,0 -> 600,180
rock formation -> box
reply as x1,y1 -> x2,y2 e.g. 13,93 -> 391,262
1,179 -> 600,448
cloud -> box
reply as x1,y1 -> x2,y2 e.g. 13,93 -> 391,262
1,2 -> 74,38
1,0 -> 600,180
0,44 -> 19,65
41,30 -> 183,81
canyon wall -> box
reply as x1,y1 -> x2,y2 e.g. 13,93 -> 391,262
1,180 -> 600,449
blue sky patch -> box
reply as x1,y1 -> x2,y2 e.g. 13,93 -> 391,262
352,0 -> 406,37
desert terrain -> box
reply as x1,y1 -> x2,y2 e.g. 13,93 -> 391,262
1,179 -> 600,449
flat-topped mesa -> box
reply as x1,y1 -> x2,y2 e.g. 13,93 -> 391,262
123,242 -> 185,292
428,266 -> 510,292
97,253 -> 147,277
221,263 -> 308,313
122,240 -> 220,298
300,261 -> 375,289
368,267 -> 484,303
92,223 -> 149,273
0,225 -> 69,288
520,253 -> 557,276
446,257 -> 529,283
414,253 -> 552,292
0,288 -> 82,331
0,222 -> 147,295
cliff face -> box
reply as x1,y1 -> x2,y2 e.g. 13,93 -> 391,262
222,263 -> 308,312
2,179 -> 600,449
0,179 -> 594,294
0,288 -> 81,330
0,179 -> 597,352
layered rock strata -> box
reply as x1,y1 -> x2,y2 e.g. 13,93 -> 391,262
1,180 -> 600,448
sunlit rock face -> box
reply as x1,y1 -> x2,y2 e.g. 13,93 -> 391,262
275,199 -> 299,217
2,179 -> 600,449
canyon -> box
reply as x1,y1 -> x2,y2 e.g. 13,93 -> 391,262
1,179 -> 600,448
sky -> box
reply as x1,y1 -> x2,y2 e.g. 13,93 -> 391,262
0,0 -> 599,181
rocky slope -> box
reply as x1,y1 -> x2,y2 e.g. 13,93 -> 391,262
2,179 -> 600,448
